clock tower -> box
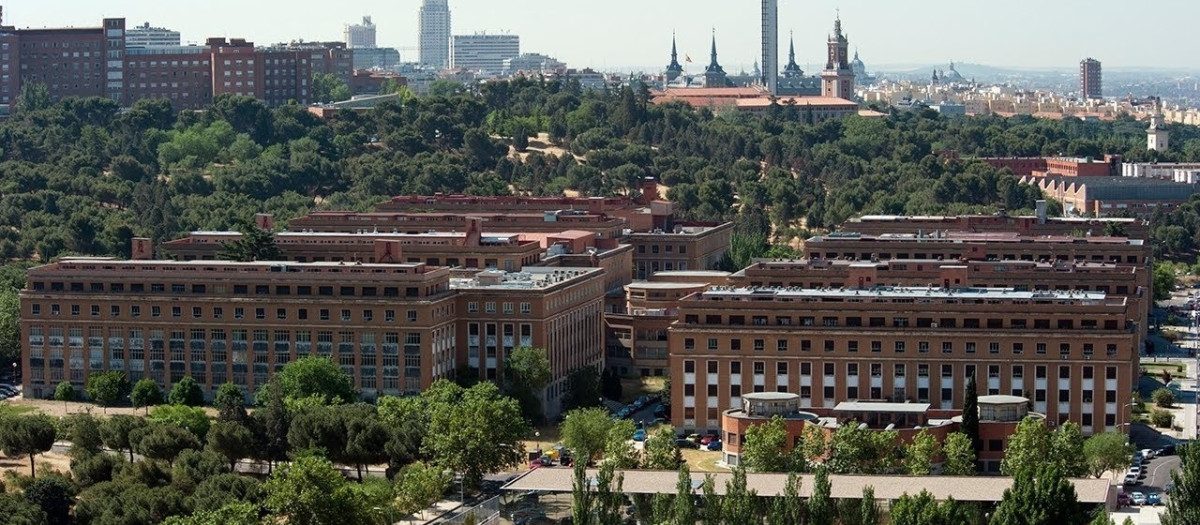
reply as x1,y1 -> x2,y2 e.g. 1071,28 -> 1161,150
820,15 -> 855,99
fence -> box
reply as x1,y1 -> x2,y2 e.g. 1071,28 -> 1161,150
439,495 -> 501,525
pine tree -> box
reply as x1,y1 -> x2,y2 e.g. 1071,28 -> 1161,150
766,472 -> 804,525
808,467 -> 834,525
992,464 -> 1085,525
721,467 -> 761,523
673,463 -> 696,525
1162,443 -> 1200,525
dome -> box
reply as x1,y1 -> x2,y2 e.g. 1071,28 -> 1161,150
943,62 -> 964,81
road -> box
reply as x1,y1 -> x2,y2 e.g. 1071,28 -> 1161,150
1145,454 -> 1181,494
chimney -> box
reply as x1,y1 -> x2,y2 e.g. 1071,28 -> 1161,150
1035,200 -> 1047,225
640,177 -> 658,204
463,217 -> 483,247
373,239 -> 403,263
131,238 -> 153,260
254,213 -> 275,231
588,197 -> 603,214
847,264 -> 878,289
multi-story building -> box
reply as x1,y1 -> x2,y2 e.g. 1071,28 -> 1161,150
669,285 -> 1138,436
1121,161 -> 1200,183
125,23 -> 180,48
628,222 -> 734,279
123,46 -> 212,109
1080,58 -> 1102,100
841,211 -> 1147,239
1020,175 -> 1200,217
605,271 -> 729,377
20,245 -> 607,418
14,17 -> 125,103
419,0 -> 451,69
353,48 -> 401,71
288,210 -> 629,246
345,17 -> 376,49
276,41 -> 352,85
451,33 -> 519,75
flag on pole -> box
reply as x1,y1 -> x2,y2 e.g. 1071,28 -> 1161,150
685,54 -> 692,63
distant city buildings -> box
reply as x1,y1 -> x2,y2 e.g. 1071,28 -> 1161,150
504,53 -> 565,75
125,22 -> 180,48
452,33 -> 519,75
353,48 -> 402,71
419,0 -> 452,69
344,16 -> 376,49
1080,58 -> 1102,100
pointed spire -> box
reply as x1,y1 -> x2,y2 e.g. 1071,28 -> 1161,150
710,28 -> 718,65
834,8 -> 843,37
783,30 -> 803,77
788,30 -> 796,63
706,27 -> 724,74
665,30 -> 682,75
671,31 -> 678,61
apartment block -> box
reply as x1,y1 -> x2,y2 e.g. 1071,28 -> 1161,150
670,286 -> 1137,435
841,211 -> 1147,240
628,222 -> 734,279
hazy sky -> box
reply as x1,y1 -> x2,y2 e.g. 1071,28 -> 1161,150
6,0 -> 1200,72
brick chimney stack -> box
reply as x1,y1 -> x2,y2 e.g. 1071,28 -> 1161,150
254,213 -> 275,231
373,239 -> 403,263
463,217 -> 483,247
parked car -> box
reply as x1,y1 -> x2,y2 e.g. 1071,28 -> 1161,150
685,434 -> 701,443
1129,466 -> 1142,477
675,439 -> 700,449
1166,482 -> 1176,494
1117,492 -> 1133,507
706,440 -> 722,451
700,435 -> 716,446
1141,449 -> 1157,460
1123,474 -> 1139,486
1131,492 -> 1147,505
633,429 -> 646,442
1148,493 -> 1162,506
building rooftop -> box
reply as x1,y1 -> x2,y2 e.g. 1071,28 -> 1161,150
810,231 -> 1143,246
834,401 -> 933,414
696,285 -> 1111,302
850,214 -> 1139,224
449,267 -> 602,291
502,469 -> 1113,504
978,395 -> 1030,405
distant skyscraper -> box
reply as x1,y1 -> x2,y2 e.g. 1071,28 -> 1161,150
125,22 -> 180,48
1080,58 -> 1102,100
761,0 -> 778,95
345,16 -> 377,49
419,0 -> 451,69
820,15 -> 855,99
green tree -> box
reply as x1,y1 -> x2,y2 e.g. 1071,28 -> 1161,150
742,415 -> 793,472
71,452 -> 125,488
0,493 -> 46,525
673,463 -> 696,525
562,366 -> 603,411
560,406 -> 617,462
1090,508 -> 1113,525
1152,408 -> 1175,428
131,378 -> 165,412
343,412 -> 390,481
15,82 -> 51,114
53,380 -> 77,404
1154,262 -> 1177,302
1154,387 -> 1177,408
0,415 -> 57,477
1052,422 -> 1088,478
169,376 -> 206,407
264,454 -> 371,525
262,356 -> 355,405
1163,443 -> 1200,525
394,461 -> 450,520
172,449 -> 229,493
162,502 -> 261,525
808,467 -> 834,525
101,414 -> 148,462
287,405 -> 349,459
503,346 -> 552,422
427,79 -> 466,98
858,486 -> 881,525
1001,416 -> 1051,476
67,413 -> 104,457
0,288 -> 19,369
602,418 -> 639,469
906,428 -> 941,475
572,461 -> 596,525
149,404 -> 212,440
941,431 -> 977,475
86,371 -> 131,413
251,378 -> 292,472
188,473 -> 263,513
134,423 -> 202,467
206,420 -> 255,472
642,425 -> 683,470
1083,431 -> 1133,478
991,464 -> 1085,525
421,380 -> 529,488
22,475 -> 75,525
722,466 -> 762,523
218,219 -> 283,263
767,472 -> 804,525
214,382 -> 248,423
962,373 -> 981,454
312,72 -> 352,104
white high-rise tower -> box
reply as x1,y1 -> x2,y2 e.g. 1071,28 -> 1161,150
419,0 -> 452,69
761,0 -> 778,95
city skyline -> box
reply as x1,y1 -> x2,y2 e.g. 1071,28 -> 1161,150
7,0 -> 1200,73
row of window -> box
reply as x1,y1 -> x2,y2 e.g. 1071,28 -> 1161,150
808,252 -> 1144,264
744,281 -> 1134,295
29,304 -> 434,323
635,244 -> 689,254
682,360 -> 1122,381
31,281 -> 429,298
682,314 -> 1124,330
681,336 -> 1122,357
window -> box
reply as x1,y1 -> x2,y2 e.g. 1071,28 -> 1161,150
683,360 -> 695,373
965,342 -> 976,354
707,361 -> 718,374
708,338 -> 719,351
341,309 -> 351,321
363,310 -> 373,322
730,362 -> 741,374
918,341 -> 929,353
407,310 -> 417,322
870,364 -> 882,377
777,340 -> 788,352
777,362 -> 788,375
255,308 -> 265,320
684,338 -> 695,350
942,342 -> 953,354
468,302 -> 478,313
894,341 -> 905,353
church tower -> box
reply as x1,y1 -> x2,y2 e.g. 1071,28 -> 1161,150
665,33 -> 683,82
820,15 -> 855,99
704,30 -> 728,87
782,31 -> 803,78
1148,98 -> 1170,152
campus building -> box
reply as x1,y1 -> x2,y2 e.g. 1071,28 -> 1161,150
19,243 -> 606,417
840,211 -> 1148,239
669,285 -> 1138,436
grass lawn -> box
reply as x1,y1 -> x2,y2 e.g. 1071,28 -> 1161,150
681,448 -> 726,472
1142,362 -> 1188,380
0,403 -> 36,417
619,376 -> 667,404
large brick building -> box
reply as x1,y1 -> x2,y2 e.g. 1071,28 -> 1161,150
20,244 -> 605,416
669,285 -> 1138,436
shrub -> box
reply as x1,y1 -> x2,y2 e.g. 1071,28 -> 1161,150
1153,388 -> 1176,408
1150,408 -> 1174,428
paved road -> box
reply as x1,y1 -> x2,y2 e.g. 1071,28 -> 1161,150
1145,454 -> 1181,494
